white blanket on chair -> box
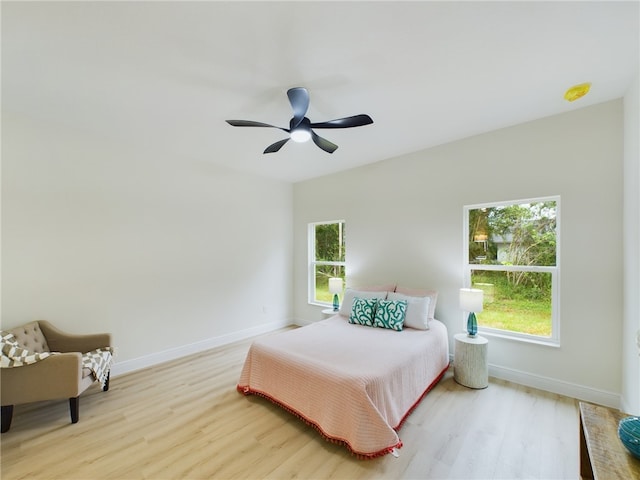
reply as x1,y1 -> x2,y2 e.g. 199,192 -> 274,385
82,348 -> 113,387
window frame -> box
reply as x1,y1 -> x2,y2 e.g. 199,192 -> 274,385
308,220 -> 346,307
463,196 -> 561,346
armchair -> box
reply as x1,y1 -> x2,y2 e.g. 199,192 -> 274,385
1,320 -> 112,433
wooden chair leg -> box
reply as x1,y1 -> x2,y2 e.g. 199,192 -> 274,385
1,405 -> 14,433
103,371 -> 110,392
69,397 -> 79,424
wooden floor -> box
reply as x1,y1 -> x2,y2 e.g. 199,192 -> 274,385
1,329 -> 580,479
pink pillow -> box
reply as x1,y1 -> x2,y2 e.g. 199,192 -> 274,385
394,286 -> 438,320
351,284 -> 396,292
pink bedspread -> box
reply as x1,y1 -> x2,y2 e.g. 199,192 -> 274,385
237,315 -> 450,458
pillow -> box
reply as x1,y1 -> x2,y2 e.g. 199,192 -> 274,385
373,299 -> 407,331
394,286 -> 438,320
8,321 -> 50,353
1,330 -> 53,367
339,288 -> 388,316
349,297 -> 378,327
388,292 -> 431,330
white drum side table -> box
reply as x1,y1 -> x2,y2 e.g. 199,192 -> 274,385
454,333 -> 489,389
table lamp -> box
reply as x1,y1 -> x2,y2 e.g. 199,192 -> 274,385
460,288 -> 484,337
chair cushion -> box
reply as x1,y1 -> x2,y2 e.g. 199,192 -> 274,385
9,322 -> 50,353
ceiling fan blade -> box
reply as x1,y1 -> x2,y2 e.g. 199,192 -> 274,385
226,120 -> 288,132
264,138 -> 290,154
311,131 -> 338,154
287,87 -> 309,129
310,114 -> 373,129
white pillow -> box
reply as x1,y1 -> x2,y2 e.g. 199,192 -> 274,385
387,292 -> 431,330
394,286 -> 438,320
339,288 -> 388,317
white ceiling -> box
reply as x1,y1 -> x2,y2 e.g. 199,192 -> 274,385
3,1 -> 639,183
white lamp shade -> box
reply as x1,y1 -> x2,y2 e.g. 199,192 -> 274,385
328,277 -> 343,294
459,288 -> 484,313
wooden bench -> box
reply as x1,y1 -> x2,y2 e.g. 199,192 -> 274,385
579,401 -> 640,479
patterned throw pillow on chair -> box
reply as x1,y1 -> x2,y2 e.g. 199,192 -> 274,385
373,299 -> 408,331
349,297 -> 379,327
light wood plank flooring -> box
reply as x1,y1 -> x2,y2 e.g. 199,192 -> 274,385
1,330 -> 580,479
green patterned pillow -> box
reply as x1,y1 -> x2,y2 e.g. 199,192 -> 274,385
349,297 -> 378,327
373,299 -> 408,331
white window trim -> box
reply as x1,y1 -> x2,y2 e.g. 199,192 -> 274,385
463,196 -> 561,346
308,220 -> 345,307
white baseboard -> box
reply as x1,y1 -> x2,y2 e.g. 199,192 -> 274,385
110,319 -> 292,377
113,323 -> 620,410
488,363 -> 621,409
292,317 -> 313,327
447,353 -> 621,408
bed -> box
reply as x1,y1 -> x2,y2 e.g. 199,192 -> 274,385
237,288 -> 450,458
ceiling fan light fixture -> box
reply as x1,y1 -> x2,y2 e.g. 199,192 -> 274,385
226,87 -> 373,154
564,82 -> 591,102
290,128 -> 311,143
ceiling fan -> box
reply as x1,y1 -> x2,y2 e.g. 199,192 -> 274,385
226,87 -> 373,154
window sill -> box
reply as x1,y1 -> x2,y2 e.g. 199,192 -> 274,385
309,301 -> 332,309
478,328 -> 560,348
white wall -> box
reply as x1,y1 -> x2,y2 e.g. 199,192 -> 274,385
294,101 -> 624,406
2,113 -> 294,373
622,70 -> 640,415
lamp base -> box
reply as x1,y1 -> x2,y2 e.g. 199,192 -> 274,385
467,312 -> 478,337
332,293 -> 340,312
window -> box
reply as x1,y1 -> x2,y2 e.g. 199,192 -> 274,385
308,221 -> 345,306
464,197 -> 560,345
